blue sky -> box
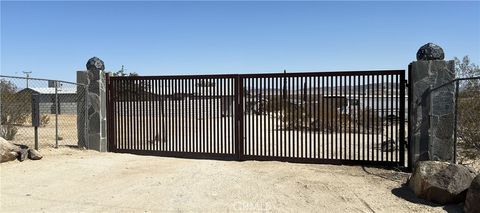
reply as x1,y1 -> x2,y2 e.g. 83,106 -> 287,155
1,1 -> 479,82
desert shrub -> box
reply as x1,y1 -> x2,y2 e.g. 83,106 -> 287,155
457,88 -> 480,161
40,114 -> 50,127
1,80 -> 30,140
0,125 -> 18,140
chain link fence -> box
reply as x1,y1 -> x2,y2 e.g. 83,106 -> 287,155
0,75 -> 87,149
429,76 -> 480,167
454,77 -> 480,165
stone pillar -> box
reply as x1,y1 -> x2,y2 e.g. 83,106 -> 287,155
76,57 -> 108,151
409,43 -> 455,165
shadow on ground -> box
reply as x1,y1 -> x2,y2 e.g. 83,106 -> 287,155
360,166 -> 463,213
391,184 -> 463,213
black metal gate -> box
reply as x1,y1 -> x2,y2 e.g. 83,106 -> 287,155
107,70 -> 406,167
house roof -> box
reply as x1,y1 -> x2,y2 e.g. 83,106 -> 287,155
18,87 -> 77,94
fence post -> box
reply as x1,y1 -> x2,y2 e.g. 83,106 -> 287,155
408,43 -> 456,165
55,81 -> 59,148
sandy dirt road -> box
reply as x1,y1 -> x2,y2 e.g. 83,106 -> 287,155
0,148 -> 460,212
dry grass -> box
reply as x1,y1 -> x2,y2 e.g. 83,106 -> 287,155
5,114 -> 79,149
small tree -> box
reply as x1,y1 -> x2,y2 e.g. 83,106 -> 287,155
111,66 -> 150,101
454,56 -> 480,162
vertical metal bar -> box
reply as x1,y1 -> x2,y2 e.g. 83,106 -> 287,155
166,79 -> 170,151
313,76 -> 317,159
238,76 -> 245,159
245,78 -> 249,156
367,75 -> 371,161
372,75 -> 376,161
113,79 -> 117,151
187,79 -> 191,152
127,79 -> 131,149
276,77 -> 280,157
400,71 -> 407,167
395,75 -> 399,162
174,79 -> 178,152
148,79 -> 151,151
341,76 -> 344,159
180,79 -> 184,152
380,75 -> 385,162
341,75 -> 344,159
209,78 -> 213,153
194,79 -> 198,153
229,78 -> 232,154
376,75 -> 379,162
353,75 -> 356,160
322,76 -> 325,159
300,77 -> 304,158
330,76 -> 334,159
453,80 -> 459,163
135,79 -> 139,150
295,77 -> 299,158
160,79 -> 165,151
220,78 -> 224,154
390,75 -> 394,162
332,76 -> 335,159
348,76 -> 352,160
214,78 -> 218,154
55,81 -> 59,148
153,79 -> 157,151
122,79 -> 126,150
287,77 -> 291,158
339,76 -> 343,159
309,76 -> 313,159
335,76 -> 338,159
139,79 -> 143,150
362,75 -> 365,161
260,77 -> 264,156
294,77 -> 298,158
267,77 -> 270,156
385,76 -> 390,161
143,79 -> 146,151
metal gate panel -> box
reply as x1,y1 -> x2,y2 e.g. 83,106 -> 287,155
107,74 -> 239,160
107,70 -> 407,168
239,71 -> 406,167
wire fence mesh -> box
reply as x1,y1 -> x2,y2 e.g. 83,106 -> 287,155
429,76 -> 480,166
454,77 -> 480,165
0,75 -> 87,149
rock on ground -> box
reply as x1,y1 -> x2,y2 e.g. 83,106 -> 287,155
408,161 -> 476,204
1,137 -> 21,163
18,149 -> 28,162
28,148 -> 43,160
465,174 -> 480,213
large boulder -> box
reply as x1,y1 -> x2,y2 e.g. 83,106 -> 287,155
408,161 -> 476,204
0,137 -> 21,163
465,174 -> 480,213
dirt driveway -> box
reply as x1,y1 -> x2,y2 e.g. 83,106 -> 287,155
0,148 -> 460,212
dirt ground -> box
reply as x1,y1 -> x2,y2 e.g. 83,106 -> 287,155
0,148 -> 462,212
8,114 -> 78,148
